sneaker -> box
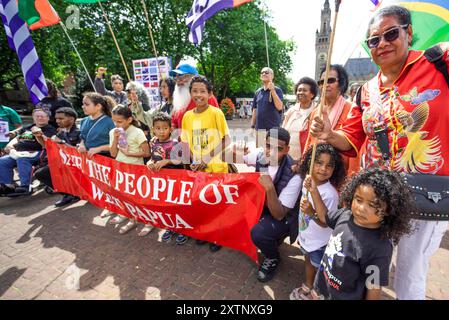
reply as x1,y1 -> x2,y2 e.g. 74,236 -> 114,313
162,230 -> 175,243
256,257 -> 280,283
209,243 -> 222,252
176,234 -> 189,245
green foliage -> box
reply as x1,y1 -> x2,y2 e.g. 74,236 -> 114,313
0,0 -> 295,104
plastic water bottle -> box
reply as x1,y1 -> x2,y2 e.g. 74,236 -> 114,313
298,194 -> 310,232
117,128 -> 128,148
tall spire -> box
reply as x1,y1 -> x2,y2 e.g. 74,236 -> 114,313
324,0 -> 330,10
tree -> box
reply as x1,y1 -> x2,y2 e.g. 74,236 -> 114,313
0,0 -> 295,104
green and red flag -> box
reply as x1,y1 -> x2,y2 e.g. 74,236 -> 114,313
18,0 -> 60,30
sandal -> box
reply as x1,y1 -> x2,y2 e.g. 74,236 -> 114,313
138,225 -> 154,237
109,215 -> 127,225
289,283 -> 311,300
119,220 -> 137,234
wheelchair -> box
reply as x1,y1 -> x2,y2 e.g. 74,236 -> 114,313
0,149 -> 55,198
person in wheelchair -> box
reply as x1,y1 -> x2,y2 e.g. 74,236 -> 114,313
33,107 -> 81,207
0,108 -> 56,196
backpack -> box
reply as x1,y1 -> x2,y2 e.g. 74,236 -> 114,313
355,44 -> 449,108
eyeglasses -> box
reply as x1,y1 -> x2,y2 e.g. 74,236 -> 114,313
317,77 -> 338,86
365,24 -> 409,49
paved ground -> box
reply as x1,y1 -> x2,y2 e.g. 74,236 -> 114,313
0,117 -> 448,300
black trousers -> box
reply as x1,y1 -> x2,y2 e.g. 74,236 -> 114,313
250,212 -> 290,260
33,165 -> 53,189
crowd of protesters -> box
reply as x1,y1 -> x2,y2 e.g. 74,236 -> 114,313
0,5 -> 448,301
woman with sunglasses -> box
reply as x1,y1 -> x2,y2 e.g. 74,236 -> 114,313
303,65 -> 360,175
309,5 -> 449,300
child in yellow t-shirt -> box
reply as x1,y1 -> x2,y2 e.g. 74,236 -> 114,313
181,75 -> 230,174
181,75 -> 231,252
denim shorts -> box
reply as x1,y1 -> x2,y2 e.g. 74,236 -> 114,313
300,246 -> 326,268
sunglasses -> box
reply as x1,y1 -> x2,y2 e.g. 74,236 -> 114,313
365,24 -> 409,49
260,70 -> 271,75
318,77 -> 338,86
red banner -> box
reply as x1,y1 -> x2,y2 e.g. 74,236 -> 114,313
46,140 -> 265,263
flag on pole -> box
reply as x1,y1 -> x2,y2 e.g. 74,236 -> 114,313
399,1 -> 449,49
24,0 -> 61,30
0,0 -> 48,104
186,0 -> 252,45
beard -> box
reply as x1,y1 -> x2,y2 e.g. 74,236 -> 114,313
172,84 -> 191,112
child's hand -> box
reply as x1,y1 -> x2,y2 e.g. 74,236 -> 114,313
88,147 -> 101,157
152,159 -> 170,172
291,163 -> 300,173
78,144 -> 87,154
147,162 -> 156,171
118,147 -> 130,156
300,197 -> 314,216
113,129 -> 121,139
232,140 -> 249,156
303,175 -> 317,193
190,161 -> 207,172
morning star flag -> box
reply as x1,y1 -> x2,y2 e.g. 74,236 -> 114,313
0,0 -> 48,104
186,0 -> 252,45
18,0 -> 61,30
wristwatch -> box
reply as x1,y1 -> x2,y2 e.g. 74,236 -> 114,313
251,125 -> 255,129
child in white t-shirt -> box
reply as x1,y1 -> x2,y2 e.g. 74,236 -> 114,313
290,143 -> 346,300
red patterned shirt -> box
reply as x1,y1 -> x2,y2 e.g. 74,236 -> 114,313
341,46 -> 449,176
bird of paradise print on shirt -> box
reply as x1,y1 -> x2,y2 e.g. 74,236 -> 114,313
394,101 -> 443,174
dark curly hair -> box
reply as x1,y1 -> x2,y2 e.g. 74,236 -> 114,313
320,64 -> 349,95
299,143 -> 347,190
340,168 -> 414,244
152,112 -> 172,127
294,77 -> 319,100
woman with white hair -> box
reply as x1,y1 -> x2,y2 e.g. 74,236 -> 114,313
125,81 -> 154,137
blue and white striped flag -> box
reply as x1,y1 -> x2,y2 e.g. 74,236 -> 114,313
186,0 -> 252,45
0,0 -> 48,104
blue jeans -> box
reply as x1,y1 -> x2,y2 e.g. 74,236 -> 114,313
0,153 -> 41,187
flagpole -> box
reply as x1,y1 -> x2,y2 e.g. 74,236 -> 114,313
139,0 -> 164,81
264,20 -> 270,68
59,21 -> 96,92
307,0 -> 342,189
97,1 -> 131,82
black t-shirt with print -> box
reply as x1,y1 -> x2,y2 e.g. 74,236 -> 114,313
314,208 -> 393,300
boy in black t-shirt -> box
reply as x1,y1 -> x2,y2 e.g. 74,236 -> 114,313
299,168 -> 414,300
